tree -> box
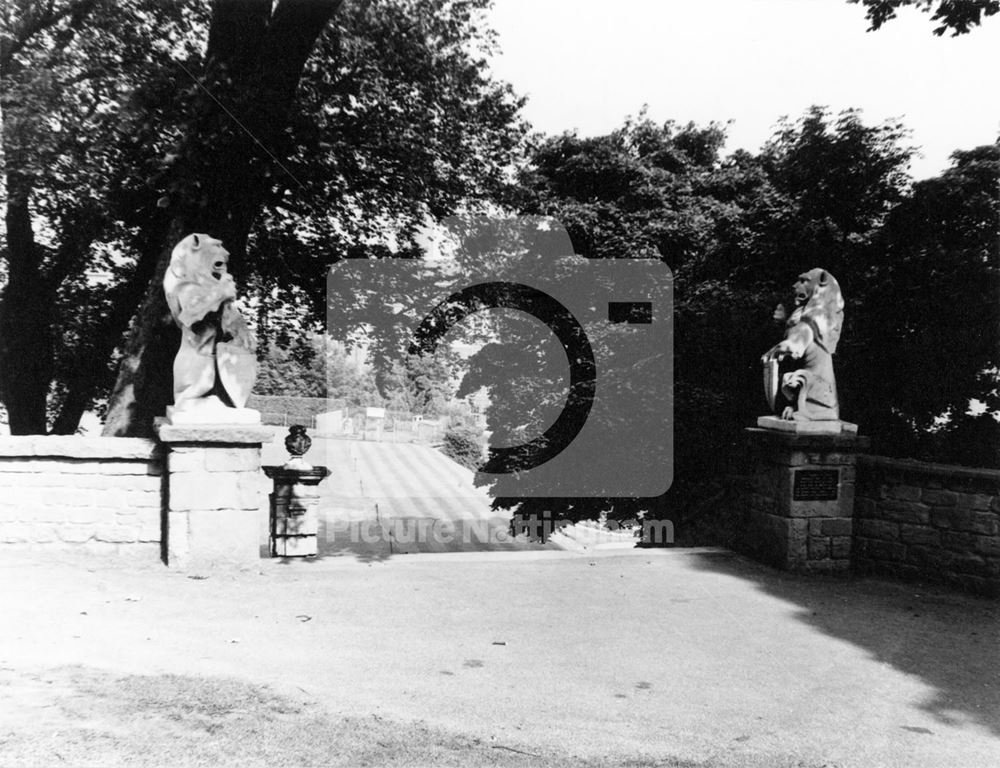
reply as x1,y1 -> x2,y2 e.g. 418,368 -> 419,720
0,0 -> 199,434
255,334 -> 381,404
100,0 -> 344,435
503,108 -> 931,537
491,117 -> 735,529
1,0 -> 526,435
381,347 -> 460,415
849,143 -> 1000,465
849,0 -> 999,35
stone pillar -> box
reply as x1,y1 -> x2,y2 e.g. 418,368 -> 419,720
744,427 -> 869,573
154,422 -> 272,569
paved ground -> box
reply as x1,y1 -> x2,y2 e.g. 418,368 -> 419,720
1,547 -> 998,767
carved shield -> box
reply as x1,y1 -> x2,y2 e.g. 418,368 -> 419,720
216,342 -> 257,409
763,358 -> 780,413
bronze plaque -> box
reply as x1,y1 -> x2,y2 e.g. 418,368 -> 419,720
793,469 -> 839,501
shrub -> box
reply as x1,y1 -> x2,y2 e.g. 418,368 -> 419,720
440,426 -> 483,469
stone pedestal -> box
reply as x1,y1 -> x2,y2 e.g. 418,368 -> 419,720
154,421 -> 272,569
744,426 -> 869,574
263,466 -> 330,557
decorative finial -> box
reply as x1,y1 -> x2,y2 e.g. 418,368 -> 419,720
283,425 -> 313,470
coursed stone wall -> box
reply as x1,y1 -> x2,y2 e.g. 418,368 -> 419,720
854,456 -> 1000,597
0,437 -> 162,556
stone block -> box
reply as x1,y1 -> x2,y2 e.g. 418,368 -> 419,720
857,519 -> 882,539
155,423 -> 272,444
808,536 -> 831,559
205,448 -> 261,473
785,517 -> 809,565
0,436 -> 157,460
907,545 -> 952,570
166,510 -> 190,564
750,492 -> 774,515
31,525 -> 57,543
169,472 -> 239,512
929,508 -> 952,529
788,499 -> 842,518
168,449 -> 207,473
59,460 -> 159,475
852,537 -> 875,562
44,488 -> 97,508
0,459 -> 50,473
950,554 -> 990,578
899,523 -> 941,547
802,559 -> 850,575
868,539 -> 906,562
236,473 -> 263,510
137,508 -> 161,542
954,574 -> 987,594
963,493 -> 993,512
57,525 -> 94,543
941,531 -> 977,552
820,518 -> 853,537
879,500 -> 930,525
830,536 -> 852,559
0,505 -> 19,522
273,513 -> 318,537
840,482 -> 855,508
974,536 -> 1000,558
922,489 -> 958,507
65,507 -> 98,524
968,512 -> 999,536
272,535 -> 317,557
184,508 -> 260,567
856,498 -> 877,518
887,484 -> 921,502
898,524 -> 940,547
95,524 -> 137,544
126,489 -> 161,509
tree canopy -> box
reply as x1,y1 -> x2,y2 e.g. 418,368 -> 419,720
849,0 -> 999,34
496,107 -> 997,533
0,0 -> 526,435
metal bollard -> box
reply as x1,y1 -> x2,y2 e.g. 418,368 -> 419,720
263,425 -> 329,557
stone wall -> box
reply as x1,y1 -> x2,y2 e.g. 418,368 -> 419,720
0,437 -> 162,557
854,456 -> 1000,597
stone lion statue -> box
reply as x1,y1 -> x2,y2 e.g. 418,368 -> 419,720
163,233 -> 257,412
761,268 -> 844,422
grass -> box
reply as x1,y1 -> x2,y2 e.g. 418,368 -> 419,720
0,666 -> 720,768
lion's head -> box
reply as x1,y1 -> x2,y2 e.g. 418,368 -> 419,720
789,268 -> 844,354
163,233 -> 234,327
167,233 -> 229,283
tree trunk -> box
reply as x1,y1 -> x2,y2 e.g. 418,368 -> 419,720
0,187 -> 53,434
52,221 -> 172,435
102,0 -> 341,436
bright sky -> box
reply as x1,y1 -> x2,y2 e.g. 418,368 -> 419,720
486,0 -> 1000,179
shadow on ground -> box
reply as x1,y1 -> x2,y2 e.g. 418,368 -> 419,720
686,550 -> 1000,738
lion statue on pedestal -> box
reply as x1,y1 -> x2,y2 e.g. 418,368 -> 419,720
761,268 -> 844,422
163,233 -> 257,415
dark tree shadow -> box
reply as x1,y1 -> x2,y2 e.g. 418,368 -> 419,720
685,550 -> 1000,737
